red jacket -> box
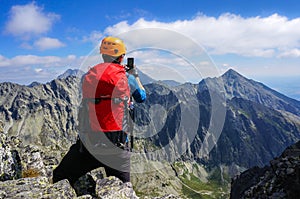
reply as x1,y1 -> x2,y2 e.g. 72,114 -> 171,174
82,63 -> 130,132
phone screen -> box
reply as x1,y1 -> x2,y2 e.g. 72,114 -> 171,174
127,57 -> 134,68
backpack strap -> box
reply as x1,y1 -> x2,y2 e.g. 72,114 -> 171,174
84,96 -> 128,104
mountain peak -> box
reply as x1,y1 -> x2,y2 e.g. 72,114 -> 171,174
222,69 -> 245,79
57,69 -> 84,79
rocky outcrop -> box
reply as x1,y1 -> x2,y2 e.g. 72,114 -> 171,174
0,175 -> 143,199
0,125 -> 180,199
0,130 -> 18,181
0,123 -> 52,180
230,141 -> 300,198
96,176 -> 139,199
0,177 -> 76,198
0,124 -> 142,198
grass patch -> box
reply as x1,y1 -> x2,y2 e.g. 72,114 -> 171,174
22,168 -> 41,178
180,172 -> 230,199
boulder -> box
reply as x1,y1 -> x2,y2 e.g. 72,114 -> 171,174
96,176 -> 139,199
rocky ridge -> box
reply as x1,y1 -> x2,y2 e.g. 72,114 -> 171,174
0,122 -> 181,199
230,141 -> 300,198
0,76 -> 80,153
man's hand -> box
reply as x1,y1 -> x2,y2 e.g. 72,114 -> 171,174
128,67 -> 138,77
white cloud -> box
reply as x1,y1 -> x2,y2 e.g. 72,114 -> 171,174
34,37 -> 65,50
5,2 -> 59,38
67,54 -> 76,60
0,54 -> 83,84
0,54 -> 97,71
0,54 -> 63,67
34,68 -> 43,73
279,48 -> 300,58
82,31 -> 103,44
100,13 -> 300,58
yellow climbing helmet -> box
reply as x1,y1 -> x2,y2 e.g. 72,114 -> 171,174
100,36 -> 126,57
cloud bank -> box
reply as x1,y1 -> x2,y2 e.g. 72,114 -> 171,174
102,13 -> 300,58
34,37 -> 65,50
2,9 -> 300,84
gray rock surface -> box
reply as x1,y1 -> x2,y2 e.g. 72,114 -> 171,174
0,120 -> 173,199
96,176 -> 139,199
0,177 -> 76,198
0,132 -> 18,181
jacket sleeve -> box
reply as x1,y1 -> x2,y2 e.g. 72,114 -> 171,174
127,74 -> 146,103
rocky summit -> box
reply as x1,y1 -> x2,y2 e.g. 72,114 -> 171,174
0,123 -> 181,199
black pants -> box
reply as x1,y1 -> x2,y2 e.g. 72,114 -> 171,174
53,131 -> 130,185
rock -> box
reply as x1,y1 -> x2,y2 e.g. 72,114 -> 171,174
0,177 -> 49,197
96,176 -> 139,199
38,179 -> 77,198
19,145 -> 48,179
230,141 -> 300,199
75,195 -> 94,199
0,177 -> 76,198
73,174 -> 96,196
230,166 -> 268,199
152,194 -> 183,199
286,168 -> 294,175
0,190 -> 7,198
0,132 -> 19,181
73,167 -> 105,197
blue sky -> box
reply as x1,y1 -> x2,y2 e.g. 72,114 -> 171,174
0,0 -> 300,99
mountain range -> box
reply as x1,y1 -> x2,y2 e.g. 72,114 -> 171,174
0,68 -> 299,198
132,69 -> 300,170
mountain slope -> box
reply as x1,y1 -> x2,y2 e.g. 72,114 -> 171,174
208,97 -> 300,168
206,69 -> 300,116
230,141 -> 300,198
0,76 -> 80,151
136,69 -> 300,170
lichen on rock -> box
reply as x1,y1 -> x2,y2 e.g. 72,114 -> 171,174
0,131 -> 19,181
96,176 -> 139,199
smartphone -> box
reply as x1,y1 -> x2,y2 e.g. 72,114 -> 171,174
127,57 -> 134,71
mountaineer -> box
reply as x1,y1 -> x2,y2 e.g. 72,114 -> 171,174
53,36 -> 146,184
